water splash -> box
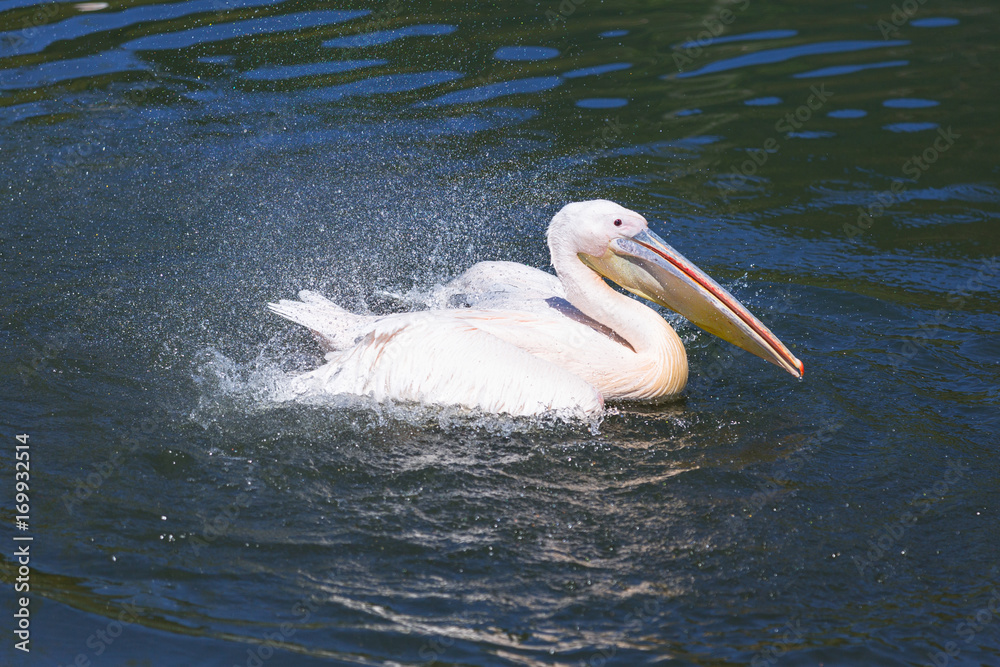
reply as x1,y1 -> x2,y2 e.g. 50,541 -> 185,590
190,342 -> 605,437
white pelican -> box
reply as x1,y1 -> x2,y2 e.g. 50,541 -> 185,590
269,200 -> 803,416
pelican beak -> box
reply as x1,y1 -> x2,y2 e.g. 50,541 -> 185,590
580,228 -> 804,379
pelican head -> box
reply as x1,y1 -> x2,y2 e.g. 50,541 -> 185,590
548,200 -> 804,379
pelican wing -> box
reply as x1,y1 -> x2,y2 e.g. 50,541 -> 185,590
269,290 -> 377,351
281,311 -> 603,417
430,261 -> 565,312
447,308 -> 680,401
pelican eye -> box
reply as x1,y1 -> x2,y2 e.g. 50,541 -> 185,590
613,219 -> 623,227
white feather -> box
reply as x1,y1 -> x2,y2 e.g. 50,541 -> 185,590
278,311 -> 603,416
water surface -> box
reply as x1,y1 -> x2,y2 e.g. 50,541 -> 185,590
1,0 -> 998,665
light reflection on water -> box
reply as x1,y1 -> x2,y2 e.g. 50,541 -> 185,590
1,0 -> 998,665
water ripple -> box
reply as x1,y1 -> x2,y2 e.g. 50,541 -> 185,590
793,59 -> 908,79
0,0 -> 276,56
678,28 -> 798,49
0,99 -> 46,123
0,50 -> 144,89
673,40 -> 910,78
910,17 -> 960,28
884,121 -> 939,133
576,98 -> 627,109
883,98 -> 939,109
122,9 -> 369,51
828,109 -> 867,119
425,75 -> 562,106
493,46 -> 560,61
323,23 -> 457,49
314,70 -> 463,101
562,62 -> 631,79
744,96 -> 781,106
241,59 -> 387,82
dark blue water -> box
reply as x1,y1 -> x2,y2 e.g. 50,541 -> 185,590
1,0 -> 998,665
